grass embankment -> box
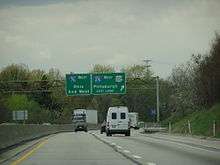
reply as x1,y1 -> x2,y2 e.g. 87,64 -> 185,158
167,103 -> 220,138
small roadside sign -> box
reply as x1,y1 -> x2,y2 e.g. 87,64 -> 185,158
13,110 -> 28,120
149,108 -> 156,117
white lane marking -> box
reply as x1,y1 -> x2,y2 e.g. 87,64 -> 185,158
103,140 -> 108,143
116,145 -> 122,149
147,162 -> 156,165
132,155 -> 142,159
142,135 -> 218,153
161,139 -> 218,153
123,150 -> 131,153
111,143 -> 116,146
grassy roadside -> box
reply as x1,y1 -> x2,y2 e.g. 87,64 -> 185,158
165,103 -> 220,138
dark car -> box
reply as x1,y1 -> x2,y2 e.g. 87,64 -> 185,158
73,113 -> 88,132
100,121 -> 106,134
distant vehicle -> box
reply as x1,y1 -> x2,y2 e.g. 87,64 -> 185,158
106,106 -> 130,136
128,112 -> 139,129
73,109 -> 88,132
74,109 -> 98,124
100,120 -> 106,134
86,109 -> 98,124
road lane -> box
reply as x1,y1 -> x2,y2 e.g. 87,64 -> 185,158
95,130 -> 220,165
6,132 -> 135,165
138,131 -> 220,151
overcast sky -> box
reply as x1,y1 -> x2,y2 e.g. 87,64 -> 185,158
0,0 -> 219,78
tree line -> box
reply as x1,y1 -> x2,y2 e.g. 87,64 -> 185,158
0,33 -> 219,124
168,33 -> 220,120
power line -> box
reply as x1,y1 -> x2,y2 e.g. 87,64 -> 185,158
0,79 -> 64,83
0,90 -> 54,93
151,60 -> 176,66
0,87 -> 157,94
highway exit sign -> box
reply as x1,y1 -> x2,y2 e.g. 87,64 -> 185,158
92,73 -> 126,95
66,73 -> 91,96
66,73 -> 126,96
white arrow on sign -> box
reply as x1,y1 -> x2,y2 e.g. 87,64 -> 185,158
120,85 -> 125,91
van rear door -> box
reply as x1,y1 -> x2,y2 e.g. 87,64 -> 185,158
109,110 -> 118,130
117,108 -> 128,130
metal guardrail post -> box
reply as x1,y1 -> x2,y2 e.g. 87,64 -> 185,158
188,120 -> 192,135
213,120 -> 216,137
156,76 -> 160,122
168,122 -> 171,134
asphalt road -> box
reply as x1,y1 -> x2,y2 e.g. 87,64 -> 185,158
2,130 -> 220,165
94,130 -> 220,165
4,132 -> 134,165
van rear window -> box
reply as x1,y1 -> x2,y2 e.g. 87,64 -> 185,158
120,113 -> 126,119
112,113 -> 117,119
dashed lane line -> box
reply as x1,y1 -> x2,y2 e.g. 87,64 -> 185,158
123,150 -> 131,153
117,145 -> 122,149
132,155 -> 142,159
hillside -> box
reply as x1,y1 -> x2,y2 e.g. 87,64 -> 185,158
169,103 -> 220,138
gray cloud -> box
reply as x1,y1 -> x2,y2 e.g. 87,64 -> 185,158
0,0 -> 220,78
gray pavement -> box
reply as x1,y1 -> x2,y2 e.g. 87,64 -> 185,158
138,130 -> 220,150
93,130 -> 220,165
3,132 -> 135,165
2,130 -> 220,165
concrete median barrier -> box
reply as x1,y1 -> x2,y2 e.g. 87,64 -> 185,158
0,123 -> 100,151
0,124 -> 71,151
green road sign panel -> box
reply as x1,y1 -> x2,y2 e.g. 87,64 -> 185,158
92,73 -> 126,94
66,74 -> 91,96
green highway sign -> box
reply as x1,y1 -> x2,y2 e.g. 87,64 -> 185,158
92,73 -> 126,94
66,73 -> 126,95
66,73 -> 91,96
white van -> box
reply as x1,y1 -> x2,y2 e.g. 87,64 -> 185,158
106,106 -> 130,136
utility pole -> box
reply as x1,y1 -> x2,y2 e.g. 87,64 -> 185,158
143,59 -> 160,122
143,59 -> 151,69
156,76 -> 160,122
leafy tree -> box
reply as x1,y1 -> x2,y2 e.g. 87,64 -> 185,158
4,94 -> 47,123
122,64 -> 156,121
168,61 -> 198,117
168,33 -> 220,121
0,64 -> 30,81
5,94 -> 29,111
55,108 -> 72,124
27,100 -> 42,123
0,98 -> 10,123
91,64 -> 115,73
29,69 -> 45,81
0,64 -> 30,92
195,33 -> 220,106
122,64 -> 152,79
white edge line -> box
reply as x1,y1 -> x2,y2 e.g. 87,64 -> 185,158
116,145 -> 122,149
123,150 -> 131,153
132,155 -> 142,159
147,162 -> 156,165
144,136 -> 218,153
